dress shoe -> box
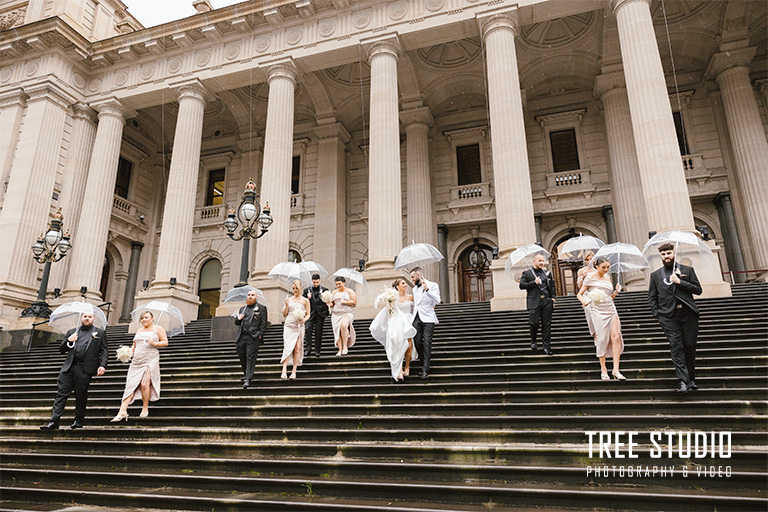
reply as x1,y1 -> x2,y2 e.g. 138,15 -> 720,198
420,372 -> 429,380
314,352 -> 321,358
677,382 -> 689,393
242,380 -> 250,389
530,342 -> 537,351
240,377 -> 246,382
39,421 -> 59,430
544,349 -> 553,356
70,421 -> 84,429
688,380 -> 698,391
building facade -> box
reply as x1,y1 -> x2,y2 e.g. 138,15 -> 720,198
0,0 -> 766,327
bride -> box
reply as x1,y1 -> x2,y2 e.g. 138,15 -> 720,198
369,278 -> 418,382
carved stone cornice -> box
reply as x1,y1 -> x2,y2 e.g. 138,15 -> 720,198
705,47 -> 757,80
535,109 -> 586,127
24,81 -> 77,110
476,7 -> 518,40
399,107 -> 434,128
0,87 -> 28,109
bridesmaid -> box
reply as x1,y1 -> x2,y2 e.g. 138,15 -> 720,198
577,256 -> 625,381
330,276 -> 356,356
577,251 -> 596,340
112,311 -> 168,421
281,280 -> 310,379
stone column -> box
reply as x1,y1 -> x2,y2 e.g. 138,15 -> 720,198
313,122 -> 350,274
477,8 -> 537,311
612,0 -> 729,297
0,82 -> 75,311
707,49 -> 768,278
138,80 -> 207,323
62,100 -> 126,300
437,224 -> 450,303
401,107 -> 437,280
119,242 -> 144,322
602,206 -> 619,288
713,193 -> 747,284
0,88 -> 27,208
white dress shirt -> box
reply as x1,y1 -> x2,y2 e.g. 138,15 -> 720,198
412,278 -> 440,324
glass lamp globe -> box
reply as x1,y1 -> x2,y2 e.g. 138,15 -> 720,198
45,228 -> 62,247
31,239 -> 45,257
240,201 -> 258,222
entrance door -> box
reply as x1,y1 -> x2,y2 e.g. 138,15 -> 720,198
198,259 -> 222,319
458,244 -> 494,302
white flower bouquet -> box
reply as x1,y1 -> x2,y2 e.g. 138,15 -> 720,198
290,305 -> 306,323
320,290 -> 332,303
374,287 -> 398,314
116,345 -> 133,364
588,289 -> 608,305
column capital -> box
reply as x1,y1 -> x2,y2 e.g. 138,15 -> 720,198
313,122 -> 351,143
70,102 -> 97,123
713,192 -> 732,208
476,7 -> 518,40
601,205 -> 614,219
610,0 -> 650,16
437,224 -> 448,234
130,241 -> 145,250
264,58 -> 298,85
361,33 -> 401,62
594,72 -> 626,98
23,81 -> 77,110
399,106 -> 434,128
237,131 -> 264,153
706,47 -> 757,81
171,78 -> 209,105
91,98 -> 129,123
0,87 -> 28,109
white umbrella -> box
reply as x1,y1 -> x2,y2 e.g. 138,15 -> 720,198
268,262 -> 312,287
560,234 -> 605,261
223,285 -> 269,308
48,301 -> 108,333
131,300 -> 185,337
395,242 -> 444,270
332,267 -> 368,293
592,242 -> 650,286
642,230 -> 716,282
298,261 -> 329,280
504,244 -> 551,278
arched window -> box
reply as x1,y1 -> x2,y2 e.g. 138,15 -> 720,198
197,259 -> 222,319
288,250 -> 302,263
457,243 -> 493,303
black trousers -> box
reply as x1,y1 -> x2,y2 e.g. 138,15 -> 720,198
235,335 -> 261,381
412,315 -> 435,375
304,315 -> 326,355
529,298 -> 554,350
50,363 -> 93,423
658,306 -> 699,384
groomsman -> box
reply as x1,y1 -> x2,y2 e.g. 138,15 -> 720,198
410,267 -> 441,379
519,254 -> 556,355
40,312 -> 108,430
648,242 -> 702,393
234,289 -> 268,389
303,273 -> 329,357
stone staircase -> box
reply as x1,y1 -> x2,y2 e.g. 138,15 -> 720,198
0,283 -> 766,511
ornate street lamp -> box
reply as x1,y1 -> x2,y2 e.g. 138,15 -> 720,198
467,238 -> 489,274
22,209 -> 72,318
224,178 -> 273,286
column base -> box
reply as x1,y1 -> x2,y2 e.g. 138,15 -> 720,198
352,267 -> 409,320
0,281 -> 40,329
1,315 -> 61,353
695,240 -> 732,299
489,260 -> 528,312
133,287 -> 201,333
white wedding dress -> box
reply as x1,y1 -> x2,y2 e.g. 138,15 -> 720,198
369,300 -> 418,379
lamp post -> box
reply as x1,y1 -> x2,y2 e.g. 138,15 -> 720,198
224,178 -> 273,286
22,209 -> 72,318
467,238 -> 489,273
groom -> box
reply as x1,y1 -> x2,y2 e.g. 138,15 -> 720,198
40,312 -> 108,430
410,267 -> 441,379
234,289 -> 268,389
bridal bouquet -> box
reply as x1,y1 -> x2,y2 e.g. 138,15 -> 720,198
291,305 -> 306,323
116,345 -> 133,364
588,289 -> 608,305
374,287 -> 398,314
320,290 -> 332,303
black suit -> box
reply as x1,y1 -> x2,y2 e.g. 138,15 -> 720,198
49,324 -> 108,425
302,286 -> 329,356
648,264 -> 702,385
234,302 -> 268,382
520,268 -> 556,350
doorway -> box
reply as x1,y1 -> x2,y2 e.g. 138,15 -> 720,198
457,243 -> 494,302
198,258 -> 222,319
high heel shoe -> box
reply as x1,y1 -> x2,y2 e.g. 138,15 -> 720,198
139,410 -> 149,418
341,349 -> 348,355
280,372 -> 288,380
600,373 -> 610,381
110,412 -> 128,423
289,373 -> 297,380
612,370 -> 627,380
335,351 -> 342,357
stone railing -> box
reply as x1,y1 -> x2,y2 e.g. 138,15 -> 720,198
290,193 -> 304,210
449,181 -> 493,205
195,204 -> 224,226
681,154 -> 707,178
112,195 -> 133,216
546,169 -> 591,189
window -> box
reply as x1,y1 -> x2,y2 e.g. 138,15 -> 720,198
456,144 -> 482,186
291,156 -> 301,195
114,157 -> 133,199
550,129 -> 579,172
288,249 -> 302,263
673,111 -> 689,156
205,168 -> 225,206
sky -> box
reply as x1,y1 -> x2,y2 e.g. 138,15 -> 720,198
125,0 -> 245,28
